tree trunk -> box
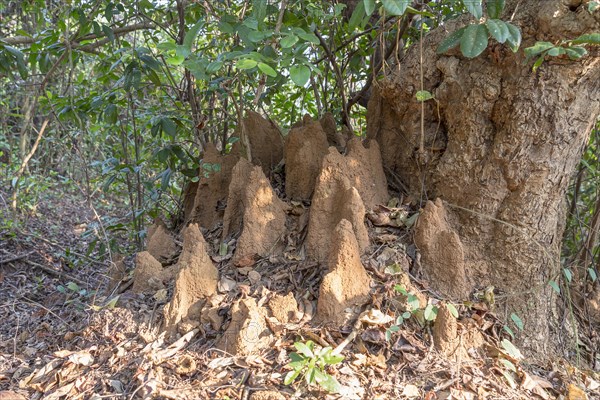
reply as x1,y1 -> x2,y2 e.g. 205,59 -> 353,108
367,0 -> 599,356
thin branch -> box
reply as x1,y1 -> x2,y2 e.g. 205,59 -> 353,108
2,22 -> 156,54
314,28 -> 353,133
347,16 -> 408,109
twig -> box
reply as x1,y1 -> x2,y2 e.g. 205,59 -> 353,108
22,258 -> 88,286
313,29 -> 353,133
0,251 -> 34,264
11,119 -> 50,210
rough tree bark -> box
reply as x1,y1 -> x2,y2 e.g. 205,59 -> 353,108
367,0 -> 599,356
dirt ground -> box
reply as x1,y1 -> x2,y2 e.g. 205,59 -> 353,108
1,115 -> 599,399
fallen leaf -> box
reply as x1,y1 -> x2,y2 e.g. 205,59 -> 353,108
567,383 -> 588,400
401,384 -> 420,398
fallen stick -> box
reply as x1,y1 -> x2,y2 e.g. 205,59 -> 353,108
0,251 -> 34,264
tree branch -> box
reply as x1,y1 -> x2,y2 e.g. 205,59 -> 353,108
314,28 -> 353,134
2,22 -> 156,53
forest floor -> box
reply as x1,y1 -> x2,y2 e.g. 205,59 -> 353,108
0,180 -> 599,400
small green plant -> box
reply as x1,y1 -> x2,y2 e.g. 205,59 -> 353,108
56,281 -> 94,309
284,340 -> 344,393
525,33 -> 600,71
386,285 -> 459,340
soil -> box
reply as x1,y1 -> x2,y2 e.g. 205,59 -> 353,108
1,113 -> 599,399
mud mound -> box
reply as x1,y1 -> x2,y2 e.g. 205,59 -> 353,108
241,111 -> 284,175
181,180 -> 198,224
163,224 -> 218,336
315,219 -> 371,326
414,199 -> 469,299
433,304 -> 484,360
187,143 -> 240,229
132,251 -> 176,294
319,112 -> 348,150
345,138 -> 389,210
284,118 -> 329,200
146,219 -> 177,263
222,158 -> 287,264
268,292 -> 300,324
306,150 -> 369,261
217,297 -> 272,355
249,391 -> 286,400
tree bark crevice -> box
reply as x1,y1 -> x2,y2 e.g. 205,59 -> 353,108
367,1 -> 600,357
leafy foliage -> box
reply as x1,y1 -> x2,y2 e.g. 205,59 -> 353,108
525,33 -> 599,71
436,0 -> 521,58
284,340 -> 344,393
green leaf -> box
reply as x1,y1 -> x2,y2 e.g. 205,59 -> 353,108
294,341 -> 314,358
252,0 -> 267,24
104,104 -> 118,124
463,0 -> 483,19
281,34 -> 299,48
589,1 -> 600,11
284,369 -> 301,385
503,325 -> 515,339
315,370 -> 341,393
349,0 -> 366,31
486,19 -> 509,43
305,367 -> 316,384
407,294 -> 420,311
437,26 -> 467,54
218,21 -> 234,34
394,284 -> 407,295
588,268 -> 598,282
549,280 -> 560,294
571,33 -> 600,45
166,55 -> 185,65
460,23 -> 489,58
183,19 -> 204,52
564,46 -> 587,59
505,23 -> 521,52
563,268 -> 573,283
524,41 -> 555,58
3,46 -> 28,79
381,0 -> 410,16
296,30 -> 319,44
510,313 -> 524,331
364,0 -> 376,16
485,0 -> 505,19
446,303 -> 459,318
532,54 -> 543,70
248,30 -> 265,43
102,24 -> 115,43
547,46 -> 566,56
161,168 -> 172,191
416,90 -> 433,102
139,54 -> 161,71
206,61 -> 223,73
288,360 -> 306,369
500,368 -> 517,388
323,353 -> 344,365
161,117 -> 177,137
237,58 -> 258,69
499,358 -> 516,372
103,295 -> 120,309
290,65 -> 310,86
67,282 -> 80,292
500,339 -> 523,360
258,62 -> 277,77
424,304 -> 438,321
